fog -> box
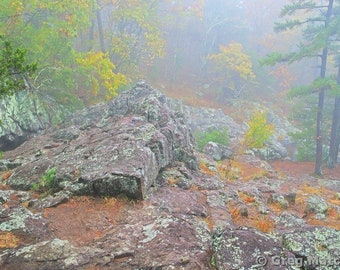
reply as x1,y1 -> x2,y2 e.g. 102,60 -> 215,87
1,0 -> 339,166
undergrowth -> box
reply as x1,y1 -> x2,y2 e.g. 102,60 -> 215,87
243,110 -> 274,149
31,167 -> 59,194
194,127 -> 229,152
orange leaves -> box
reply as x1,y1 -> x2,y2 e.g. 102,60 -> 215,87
254,216 -> 275,233
238,192 -> 256,204
199,161 -> 216,176
269,64 -> 297,91
0,232 -> 20,248
1,170 -> 12,181
166,0 -> 205,19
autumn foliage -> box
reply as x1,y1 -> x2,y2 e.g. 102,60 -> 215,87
243,110 -> 275,149
208,42 -> 256,97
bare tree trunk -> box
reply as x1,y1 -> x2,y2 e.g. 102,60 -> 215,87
96,8 -> 106,52
328,60 -> 340,168
314,0 -> 333,176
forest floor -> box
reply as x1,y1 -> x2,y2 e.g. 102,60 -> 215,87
36,159 -> 340,249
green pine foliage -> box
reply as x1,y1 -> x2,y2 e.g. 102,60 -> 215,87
0,35 -> 37,98
288,77 -> 340,98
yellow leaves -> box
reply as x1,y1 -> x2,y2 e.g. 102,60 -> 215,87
209,42 -> 256,81
243,110 -> 275,149
144,31 -> 165,59
111,36 -> 131,60
76,51 -> 127,98
9,0 -> 23,13
166,0 -> 205,19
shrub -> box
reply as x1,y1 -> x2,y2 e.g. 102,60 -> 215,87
31,167 -> 58,194
194,127 -> 229,152
243,110 -> 274,149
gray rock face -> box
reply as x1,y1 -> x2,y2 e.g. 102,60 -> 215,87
283,227 -> 340,270
2,82 -> 198,199
0,238 -> 112,270
0,91 -> 68,151
203,142 -> 233,161
179,104 -> 244,145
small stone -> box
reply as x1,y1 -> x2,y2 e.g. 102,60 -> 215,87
181,256 -> 190,264
305,195 -> 328,214
258,204 -> 270,214
239,206 -> 248,217
314,213 -> 326,220
284,193 -> 296,204
336,193 -> 340,200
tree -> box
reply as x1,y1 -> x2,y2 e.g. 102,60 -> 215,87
0,35 -> 37,98
208,42 -> 256,97
327,10 -> 340,167
328,59 -> 340,167
106,0 -> 165,78
262,0 -> 337,175
200,0 -> 248,73
0,0 -> 127,106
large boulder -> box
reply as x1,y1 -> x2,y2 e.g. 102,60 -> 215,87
2,82 -> 198,199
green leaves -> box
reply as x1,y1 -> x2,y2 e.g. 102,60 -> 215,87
31,167 -> 59,194
0,35 -> 37,98
194,127 -> 229,152
109,0 -> 165,76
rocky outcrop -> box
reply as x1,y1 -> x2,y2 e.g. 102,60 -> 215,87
282,227 -> 340,270
0,83 -> 339,269
0,91 -> 68,151
1,156 -> 340,269
180,101 -> 298,161
2,82 -> 198,199
179,104 -> 244,146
